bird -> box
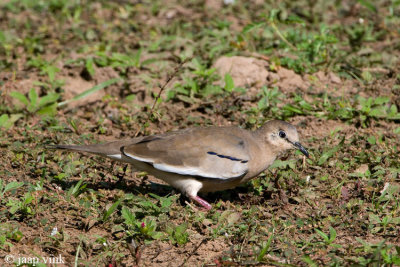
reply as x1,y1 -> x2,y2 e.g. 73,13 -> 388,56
52,120 -> 309,210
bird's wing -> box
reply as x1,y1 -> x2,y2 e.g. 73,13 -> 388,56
121,128 -> 250,180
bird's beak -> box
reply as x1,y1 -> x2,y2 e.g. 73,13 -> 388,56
293,142 -> 309,158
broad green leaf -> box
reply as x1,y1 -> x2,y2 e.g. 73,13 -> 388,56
9,91 -> 29,106
0,114 -> 9,127
121,206 -> 136,226
28,88 -> 38,112
0,114 -> 23,130
224,73 -> 234,92
132,48 -> 142,67
37,103 -> 57,116
203,84 -> 223,97
368,213 -> 381,224
150,231 -> 164,240
367,135 -> 376,145
389,104 -> 398,115
269,159 -> 296,169
369,106 -> 386,118
315,228 -> 329,242
38,93 -> 60,107
4,181 -> 24,193
361,71 -> 372,83
374,96 -> 389,105
328,227 -> 337,242
44,65 -> 60,81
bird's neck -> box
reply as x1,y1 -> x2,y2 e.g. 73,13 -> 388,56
253,128 -> 280,155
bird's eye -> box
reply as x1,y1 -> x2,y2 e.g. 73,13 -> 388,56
278,131 -> 286,138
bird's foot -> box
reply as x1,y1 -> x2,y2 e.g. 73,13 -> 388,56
189,195 -> 212,211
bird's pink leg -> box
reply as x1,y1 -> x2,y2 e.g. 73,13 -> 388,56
190,195 -> 212,211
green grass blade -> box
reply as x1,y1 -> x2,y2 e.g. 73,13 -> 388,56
257,233 -> 274,262
102,199 -> 121,222
58,78 -> 121,107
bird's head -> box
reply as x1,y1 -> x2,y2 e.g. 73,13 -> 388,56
257,120 -> 309,157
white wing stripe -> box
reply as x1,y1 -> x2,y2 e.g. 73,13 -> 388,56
107,154 -> 122,160
122,151 -> 153,162
153,163 -> 245,179
123,151 -> 247,179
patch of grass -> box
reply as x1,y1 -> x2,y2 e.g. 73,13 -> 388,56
0,0 -> 399,265
10,88 -> 60,116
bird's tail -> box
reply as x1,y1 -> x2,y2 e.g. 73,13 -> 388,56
47,139 -> 136,158
48,143 -> 103,153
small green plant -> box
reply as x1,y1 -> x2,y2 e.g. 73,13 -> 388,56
354,239 -> 400,265
0,114 -> 22,130
7,227 -> 24,243
102,199 -> 121,222
69,49 -> 151,77
315,226 -> 340,247
256,86 -> 284,113
10,88 -> 59,116
345,22 -> 374,51
133,193 -> 176,217
323,96 -> 400,127
318,136 -> 345,166
242,12 -> 339,73
100,50 -> 142,70
165,222 -> 189,245
147,193 -> 176,213
0,180 -> 24,199
244,86 -> 285,125
0,233 -> 12,250
6,192 -> 35,217
26,57 -> 65,89
121,207 -> 164,241
0,224 -> 24,250
247,93 -> 400,126
66,177 -> 87,199
369,213 -> 400,233
138,218 -> 163,240
281,94 -> 315,118
167,58 -> 229,102
256,233 -> 274,262
27,57 -> 60,82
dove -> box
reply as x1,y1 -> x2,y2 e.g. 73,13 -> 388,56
53,120 -> 309,210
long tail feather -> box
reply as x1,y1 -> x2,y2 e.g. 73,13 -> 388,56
47,139 -> 139,158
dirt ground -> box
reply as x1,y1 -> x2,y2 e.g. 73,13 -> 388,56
1,0 -> 400,266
